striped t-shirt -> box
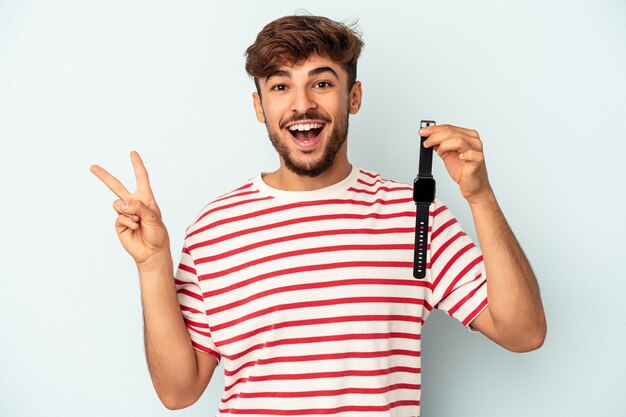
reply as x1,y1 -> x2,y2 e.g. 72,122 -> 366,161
174,164 -> 488,416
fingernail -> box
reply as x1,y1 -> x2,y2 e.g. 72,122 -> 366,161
122,202 -> 129,210
419,128 -> 425,135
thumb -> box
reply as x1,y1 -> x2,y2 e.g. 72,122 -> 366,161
120,200 -> 159,223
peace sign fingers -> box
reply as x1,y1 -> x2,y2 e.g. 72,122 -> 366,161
90,151 -> 156,200
91,151 -> 170,266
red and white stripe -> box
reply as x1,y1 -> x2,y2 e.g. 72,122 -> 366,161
174,166 -> 488,416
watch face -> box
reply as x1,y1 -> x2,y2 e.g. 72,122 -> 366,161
413,177 -> 436,203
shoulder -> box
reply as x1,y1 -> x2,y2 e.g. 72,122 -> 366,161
354,167 -> 450,212
352,167 -> 413,194
355,167 -> 409,186
184,178 -> 264,236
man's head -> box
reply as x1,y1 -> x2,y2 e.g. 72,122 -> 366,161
245,15 -> 364,98
245,15 -> 365,178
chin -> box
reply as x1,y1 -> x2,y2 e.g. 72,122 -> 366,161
283,153 -> 330,178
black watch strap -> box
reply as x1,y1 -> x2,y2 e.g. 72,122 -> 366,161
413,202 -> 431,278
418,132 -> 433,177
413,120 -> 436,279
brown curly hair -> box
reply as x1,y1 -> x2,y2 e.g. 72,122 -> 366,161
245,15 -> 365,95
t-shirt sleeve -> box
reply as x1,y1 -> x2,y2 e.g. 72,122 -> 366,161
174,242 -> 221,363
428,197 -> 489,332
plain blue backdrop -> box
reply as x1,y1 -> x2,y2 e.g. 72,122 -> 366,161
1,1 -> 625,416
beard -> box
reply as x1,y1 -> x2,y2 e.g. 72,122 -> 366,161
265,109 -> 349,178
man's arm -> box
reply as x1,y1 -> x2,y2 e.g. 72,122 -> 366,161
90,152 -> 218,408
419,124 -> 547,352
466,189 -> 547,352
139,254 -> 219,409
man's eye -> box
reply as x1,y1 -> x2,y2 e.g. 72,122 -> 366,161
272,84 -> 287,91
315,81 -> 331,89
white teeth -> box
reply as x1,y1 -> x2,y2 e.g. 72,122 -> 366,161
288,123 -> 324,132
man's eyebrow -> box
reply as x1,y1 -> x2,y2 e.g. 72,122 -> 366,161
308,66 -> 339,80
264,70 -> 290,85
263,66 -> 340,86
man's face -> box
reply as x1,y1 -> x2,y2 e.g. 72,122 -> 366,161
252,55 -> 362,177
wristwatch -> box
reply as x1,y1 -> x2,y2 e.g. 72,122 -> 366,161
413,120 -> 436,279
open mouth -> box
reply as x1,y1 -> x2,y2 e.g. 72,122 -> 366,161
287,123 -> 326,149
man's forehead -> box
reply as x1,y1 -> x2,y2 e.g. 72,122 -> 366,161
279,55 -> 339,69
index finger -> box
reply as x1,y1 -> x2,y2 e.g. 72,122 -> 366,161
89,164 -> 132,201
420,123 -> 479,138
130,150 -> 153,195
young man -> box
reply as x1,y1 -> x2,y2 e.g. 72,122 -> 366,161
90,15 -> 546,416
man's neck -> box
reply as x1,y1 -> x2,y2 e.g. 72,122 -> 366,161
262,159 -> 353,192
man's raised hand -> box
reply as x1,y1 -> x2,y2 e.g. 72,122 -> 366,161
90,151 -> 170,268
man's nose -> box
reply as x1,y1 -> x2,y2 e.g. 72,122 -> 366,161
289,87 -> 316,113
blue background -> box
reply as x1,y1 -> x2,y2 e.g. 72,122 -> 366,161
1,0 -> 625,415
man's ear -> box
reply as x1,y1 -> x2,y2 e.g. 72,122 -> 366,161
349,81 -> 362,115
252,92 -> 265,123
